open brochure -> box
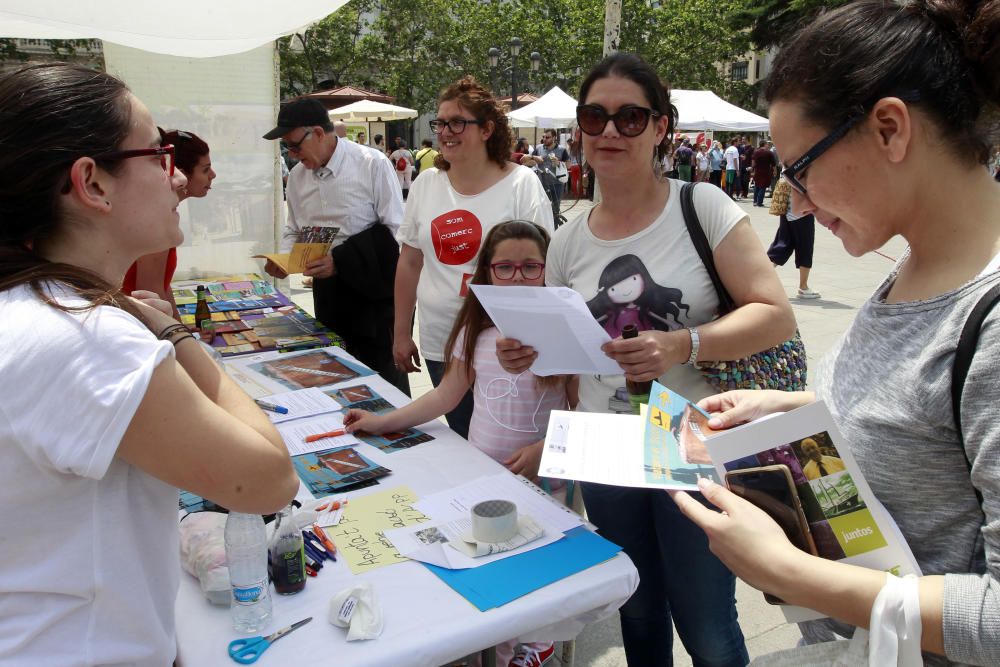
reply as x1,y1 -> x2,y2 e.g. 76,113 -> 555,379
253,225 -> 339,274
540,381 -> 921,621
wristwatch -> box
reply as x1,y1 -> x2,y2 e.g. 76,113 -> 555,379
686,328 -> 700,366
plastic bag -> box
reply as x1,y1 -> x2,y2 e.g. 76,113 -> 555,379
179,511 -> 231,606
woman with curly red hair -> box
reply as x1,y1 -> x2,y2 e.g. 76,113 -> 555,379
392,76 -> 554,438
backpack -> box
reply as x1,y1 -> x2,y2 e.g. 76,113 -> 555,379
414,148 -> 431,176
395,156 -> 408,172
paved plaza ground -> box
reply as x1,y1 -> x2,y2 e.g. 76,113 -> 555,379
288,187 -> 909,666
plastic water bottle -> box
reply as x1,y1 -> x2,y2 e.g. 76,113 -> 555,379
224,512 -> 272,633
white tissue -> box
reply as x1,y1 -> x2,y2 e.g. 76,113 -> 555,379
328,583 -> 383,640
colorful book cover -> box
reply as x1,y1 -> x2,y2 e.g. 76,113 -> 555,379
248,349 -> 375,390
292,445 -> 391,497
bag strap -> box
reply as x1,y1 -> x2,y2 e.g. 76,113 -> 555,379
679,182 -> 736,313
951,281 -> 1000,502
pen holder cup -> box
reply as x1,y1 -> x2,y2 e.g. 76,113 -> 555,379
471,500 -> 517,543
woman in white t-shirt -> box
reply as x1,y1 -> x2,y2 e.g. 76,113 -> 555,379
497,53 -> 795,666
393,76 -> 554,438
389,139 -> 414,199
0,64 -> 299,665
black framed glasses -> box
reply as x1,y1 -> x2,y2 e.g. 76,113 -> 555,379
576,104 -> 661,137
92,145 -> 175,176
490,261 -> 545,281
782,90 -> 921,196
282,129 -> 313,154
429,118 -> 484,134
780,114 -> 864,196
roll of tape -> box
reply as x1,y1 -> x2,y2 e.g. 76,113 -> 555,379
471,499 -> 518,543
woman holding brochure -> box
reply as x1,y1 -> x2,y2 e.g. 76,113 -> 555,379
672,2 -> 1000,665
498,53 -> 795,665
0,64 -> 299,664
392,76 -> 554,439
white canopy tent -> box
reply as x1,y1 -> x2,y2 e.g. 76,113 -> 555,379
329,100 -> 419,122
672,89 -> 770,132
508,86 -> 578,128
0,0 -> 350,58
0,0 -> 350,277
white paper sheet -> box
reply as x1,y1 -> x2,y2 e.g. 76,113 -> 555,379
469,285 -> 622,376
540,411 -> 661,487
259,387 -> 343,423
275,414 -> 362,456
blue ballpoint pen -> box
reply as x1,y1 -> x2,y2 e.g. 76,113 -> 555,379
254,399 -> 289,414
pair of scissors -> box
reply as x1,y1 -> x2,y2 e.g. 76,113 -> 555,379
227,617 -> 313,664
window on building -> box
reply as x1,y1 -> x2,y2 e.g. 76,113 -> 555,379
755,60 -> 761,79
731,61 -> 748,81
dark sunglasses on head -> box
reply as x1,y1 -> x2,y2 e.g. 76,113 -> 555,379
576,104 -> 661,137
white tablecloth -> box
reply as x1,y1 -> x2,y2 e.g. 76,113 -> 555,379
175,348 -> 638,667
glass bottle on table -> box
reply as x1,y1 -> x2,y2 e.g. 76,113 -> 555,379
269,504 -> 306,595
193,285 -> 213,341
622,324 -> 652,414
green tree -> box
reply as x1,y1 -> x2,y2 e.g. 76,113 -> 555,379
276,0 -> 376,99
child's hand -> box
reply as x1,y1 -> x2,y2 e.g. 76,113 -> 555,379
504,440 -> 544,481
343,409 -> 386,435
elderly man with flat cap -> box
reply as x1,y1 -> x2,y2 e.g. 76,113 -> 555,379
263,98 -> 409,394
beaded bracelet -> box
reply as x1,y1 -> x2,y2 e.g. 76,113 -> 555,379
156,323 -> 190,341
169,332 -> 196,347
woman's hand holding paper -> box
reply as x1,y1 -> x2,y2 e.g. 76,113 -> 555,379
697,390 -> 815,430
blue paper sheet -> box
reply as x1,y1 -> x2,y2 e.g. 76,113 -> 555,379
423,526 -> 622,611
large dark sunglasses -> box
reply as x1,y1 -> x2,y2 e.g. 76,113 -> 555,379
429,118 -> 484,134
576,104 -> 661,137
783,90 -> 921,196
92,144 -> 176,176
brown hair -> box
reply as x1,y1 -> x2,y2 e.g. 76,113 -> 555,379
160,128 -> 210,175
765,0 -> 1000,165
443,220 -> 562,389
0,63 -> 141,316
433,76 -> 514,171
578,52 -> 677,165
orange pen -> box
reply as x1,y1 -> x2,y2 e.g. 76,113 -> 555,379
312,524 -> 338,560
304,429 -> 346,443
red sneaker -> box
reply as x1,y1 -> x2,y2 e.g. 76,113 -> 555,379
508,643 -> 555,667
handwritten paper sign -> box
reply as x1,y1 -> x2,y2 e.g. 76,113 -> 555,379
329,485 -> 431,574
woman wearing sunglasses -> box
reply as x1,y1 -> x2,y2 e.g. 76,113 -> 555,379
393,76 -> 554,439
0,64 -> 298,664
672,1 -> 1000,665
498,52 -> 795,665
123,128 -> 216,319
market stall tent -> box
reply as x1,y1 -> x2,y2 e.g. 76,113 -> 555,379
0,0 -> 351,277
329,100 -> 419,123
672,89 -> 770,132
508,86 -> 578,128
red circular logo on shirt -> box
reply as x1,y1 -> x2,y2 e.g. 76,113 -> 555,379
430,209 -> 483,266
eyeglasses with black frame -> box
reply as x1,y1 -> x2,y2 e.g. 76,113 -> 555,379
490,261 -> 545,281
576,104 -> 662,137
282,128 -> 313,154
782,90 -> 921,196
92,144 -> 175,176
429,118 -> 484,135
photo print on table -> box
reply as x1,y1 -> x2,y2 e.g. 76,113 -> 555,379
324,383 -> 436,453
249,349 -> 375,390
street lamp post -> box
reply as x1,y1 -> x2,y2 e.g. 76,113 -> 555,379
488,38 -> 541,110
